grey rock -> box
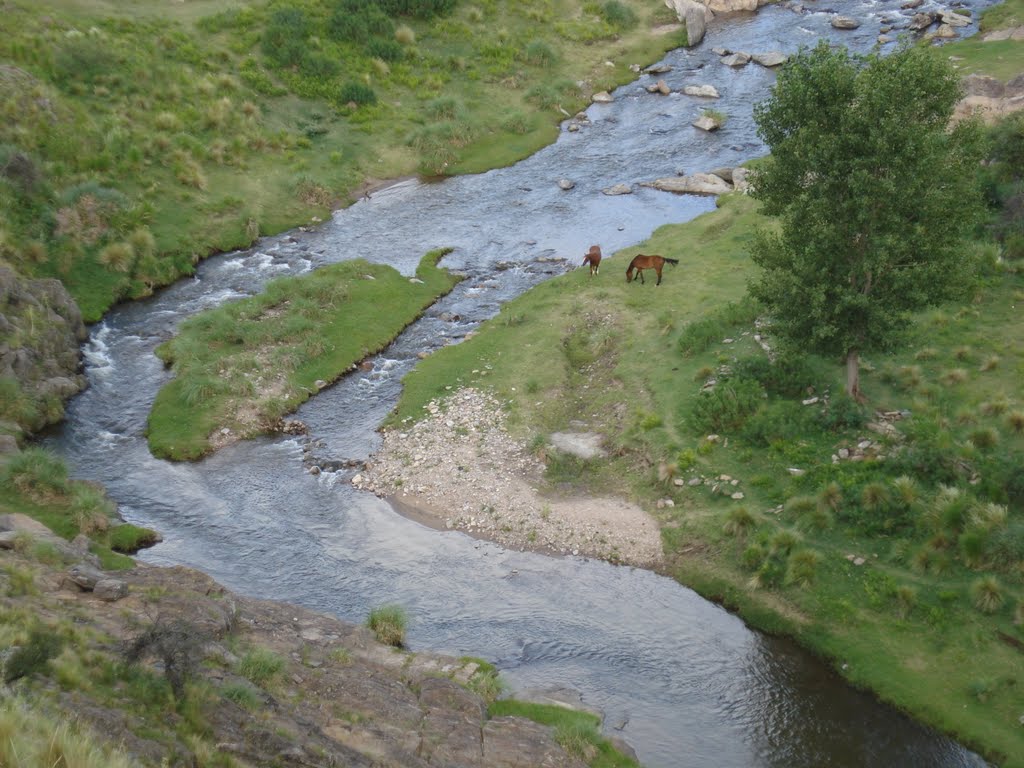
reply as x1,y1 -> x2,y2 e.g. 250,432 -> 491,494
67,564 -> 106,590
94,578 -> 129,601
831,15 -> 861,29
752,51 -> 788,67
683,84 -> 720,98
721,52 -> 751,67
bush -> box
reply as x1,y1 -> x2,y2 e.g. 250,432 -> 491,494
4,627 -> 63,682
124,618 -> 206,700
742,399 -> 814,446
366,37 -> 405,61
523,40 -> 558,67
378,0 -> 457,18
54,37 -> 116,85
690,378 -> 764,433
598,0 -> 638,29
329,0 -> 394,41
785,548 -> 820,587
262,8 -> 308,67
367,604 -> 407,647
338,82 -> 378,106
818,392 -> 866,431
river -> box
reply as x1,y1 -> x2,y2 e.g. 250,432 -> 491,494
46,1 -> 994,765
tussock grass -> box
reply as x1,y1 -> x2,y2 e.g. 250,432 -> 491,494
366,604 -> 407,648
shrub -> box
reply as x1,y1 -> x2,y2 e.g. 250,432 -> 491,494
690,378 -> 764,433
378,0 -> 457,18
959,529 -> 988,569
338,82 -> 378,106
329,1 -> 393,41
968,427 -> 999,451
733,354 -> 820,398
970,576 -> 1005,614
742,399 -> 812,446
818,393 -> 866,431
367,604 -> 408,647
4,627 -> 63,682
98,241 -> 135,272
770,528 -> 801,555
366,38 -> 405,61
124,618 -> 206,700
237,647 -> 285,685
599,0 -> 638,28
262,8 -> 308,67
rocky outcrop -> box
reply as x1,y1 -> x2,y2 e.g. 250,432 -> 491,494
952,73 -> 1024,123
0,524 -> 622,767
643,172 -> 735,195
0,265 -> 87,435
664,0 -> 771,45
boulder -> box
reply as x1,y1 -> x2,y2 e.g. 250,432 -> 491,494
683,84 -> 720,98
644,63 -> 673,74
721,52 -> 751,67
831,15 -> 861,29
602,183 -> 633,196
664,0 -> 712,46
692,114 -> 723,131
67,563 -> 106,590
557,179 -> 575,190
939,9 -> 971,26
930,23 -> 957,38
94,578 -> 129,601
548,432 -> 607,460
591,91 -> 614,104
752,51 -> 788,67
643,173 -> 733,196
908,12 -> 935,30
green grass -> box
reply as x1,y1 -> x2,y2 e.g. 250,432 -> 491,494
382,189 -> 1024,765
0,0 -> 682,330
146,248 -> 462,460
488,700 -> 639,768
236,647 -> 285,686
366,603 -> 408,648
0,447 -> 141,569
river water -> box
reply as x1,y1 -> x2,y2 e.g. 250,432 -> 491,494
46,2 -> 994,766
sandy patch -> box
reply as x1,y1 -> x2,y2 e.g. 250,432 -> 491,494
354,388 -> 663,568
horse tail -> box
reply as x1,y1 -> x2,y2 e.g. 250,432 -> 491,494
664,257 -> 680,266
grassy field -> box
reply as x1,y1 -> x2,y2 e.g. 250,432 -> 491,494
384,186 -> 1024,765
147,248 -> 462,460
0,0 -> 682,324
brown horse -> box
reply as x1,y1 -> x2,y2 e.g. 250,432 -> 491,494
582,244 -> 602,276
626,254 -> 679,286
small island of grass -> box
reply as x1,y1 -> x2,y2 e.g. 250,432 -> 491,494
147,248 -> 461,461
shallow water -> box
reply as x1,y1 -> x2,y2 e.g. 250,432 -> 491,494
46,2 -> 995,765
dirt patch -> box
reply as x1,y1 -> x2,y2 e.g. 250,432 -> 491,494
355,388 -> 663,568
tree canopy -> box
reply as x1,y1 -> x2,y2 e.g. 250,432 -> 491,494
748,41 -> 986,398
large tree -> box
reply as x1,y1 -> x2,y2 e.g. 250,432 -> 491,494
749,42 -> 986,399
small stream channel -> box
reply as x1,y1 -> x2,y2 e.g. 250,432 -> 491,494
46,2 -> 995,765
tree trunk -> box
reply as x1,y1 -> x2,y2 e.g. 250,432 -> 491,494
845,348 -> 862,401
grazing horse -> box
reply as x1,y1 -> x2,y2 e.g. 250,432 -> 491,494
626,254 -> 679,286
582,245 -> 602,276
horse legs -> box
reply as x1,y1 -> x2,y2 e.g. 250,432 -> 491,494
638,268 -> 645,284
655,266 -> 663,286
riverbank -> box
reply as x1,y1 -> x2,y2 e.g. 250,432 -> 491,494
0,516 -> 639,767
372,183 -> 1024,766
355,387 -> 664,568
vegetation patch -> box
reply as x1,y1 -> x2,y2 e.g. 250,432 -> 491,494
382,97 -> 1024,761
488,700 -> 639,767
147,248 -> 462,460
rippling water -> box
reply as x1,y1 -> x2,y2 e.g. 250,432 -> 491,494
46,2 -> 995,765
